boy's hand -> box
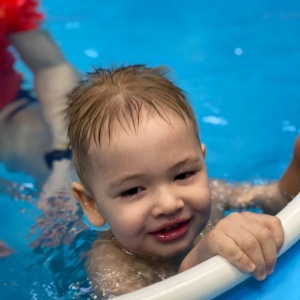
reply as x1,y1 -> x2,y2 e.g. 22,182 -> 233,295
180,212 -> 284,281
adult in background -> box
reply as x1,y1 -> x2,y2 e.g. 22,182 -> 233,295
0,0 -> 79,190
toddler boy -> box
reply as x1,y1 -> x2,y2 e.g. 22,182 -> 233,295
67,65 -> 300,297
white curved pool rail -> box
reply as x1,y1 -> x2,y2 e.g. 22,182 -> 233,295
116,193 -> 300,300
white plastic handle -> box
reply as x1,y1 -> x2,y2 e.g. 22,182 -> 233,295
116,193 -> 300,300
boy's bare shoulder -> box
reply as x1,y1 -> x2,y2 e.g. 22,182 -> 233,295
86,232 -> 177,297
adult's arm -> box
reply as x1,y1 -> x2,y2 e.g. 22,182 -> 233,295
9,29 -> 80,149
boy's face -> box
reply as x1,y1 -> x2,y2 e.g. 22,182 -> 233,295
76,110 -> 211,259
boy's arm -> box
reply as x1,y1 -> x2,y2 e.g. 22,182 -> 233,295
279,135 -> 300,199
212,181 -> 289,216
179,212 -> 284,281
210,135 -> 300,216
9,29 -> 80,150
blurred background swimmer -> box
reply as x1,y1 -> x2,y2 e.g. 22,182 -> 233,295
0,0 -> 79,190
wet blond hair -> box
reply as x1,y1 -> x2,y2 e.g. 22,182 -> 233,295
67,65 -> 199,192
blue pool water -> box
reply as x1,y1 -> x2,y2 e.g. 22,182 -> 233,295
1,0 -> 300,299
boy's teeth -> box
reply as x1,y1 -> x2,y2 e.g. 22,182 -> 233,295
164,224 -> 179,232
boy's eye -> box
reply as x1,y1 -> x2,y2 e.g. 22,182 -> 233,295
174,171 -> 195,181
120,187 -> 142,198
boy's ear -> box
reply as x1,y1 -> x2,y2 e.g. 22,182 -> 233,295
201,143 -> 206,158
72,181 -> 106,227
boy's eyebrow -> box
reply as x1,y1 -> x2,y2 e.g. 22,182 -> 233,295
108,173 -> 147,190
171,156 -> 201,171
108,156 -> 201,190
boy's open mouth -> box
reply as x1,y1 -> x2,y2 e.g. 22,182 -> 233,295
149,220 -> 190,242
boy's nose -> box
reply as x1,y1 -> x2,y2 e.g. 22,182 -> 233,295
152,187 -> 184,218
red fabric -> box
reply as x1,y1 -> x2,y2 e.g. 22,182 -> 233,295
0,0 -> 43,109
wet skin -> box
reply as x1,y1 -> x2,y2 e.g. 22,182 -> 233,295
87,111 -> 211,259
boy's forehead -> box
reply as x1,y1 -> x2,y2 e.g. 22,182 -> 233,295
87,107 -> 195,160
89,106 -> 184,146
87,111 -> 200,182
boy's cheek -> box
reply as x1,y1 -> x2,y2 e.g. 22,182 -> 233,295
105,206 -> 144,231
191,186 -> 211,210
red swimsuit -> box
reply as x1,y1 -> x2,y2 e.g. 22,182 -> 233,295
0,0 -> 43,109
